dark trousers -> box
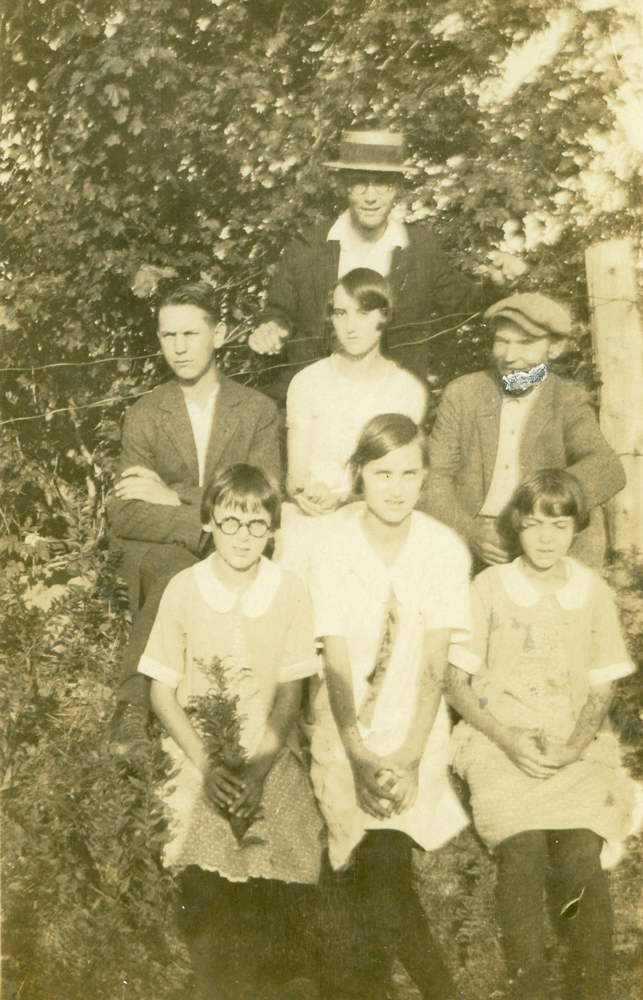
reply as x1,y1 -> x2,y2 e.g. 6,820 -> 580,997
117,544 -> 199,707
495,829 -> 612,999
345,830 -> 455,1000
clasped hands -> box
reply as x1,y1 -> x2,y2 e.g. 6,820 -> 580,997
348,745 -> 419,820
501,726 -> 582,779
203,758 -> 267,820
112,466 -> 181,506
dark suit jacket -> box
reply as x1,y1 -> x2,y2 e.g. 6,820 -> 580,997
260,220 -> 487,399
107,375 -> 279,605
424,370 -> 626,565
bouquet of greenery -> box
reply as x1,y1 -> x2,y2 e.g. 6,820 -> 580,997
185,655 -> 260,841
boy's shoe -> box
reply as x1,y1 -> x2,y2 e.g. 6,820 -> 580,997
109,701 -> 150,755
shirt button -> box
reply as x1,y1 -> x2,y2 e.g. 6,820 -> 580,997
504,464 -> 510,470
510,429 -> 515,435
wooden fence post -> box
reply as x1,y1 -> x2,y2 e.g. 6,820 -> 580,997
585,239 -> 643,555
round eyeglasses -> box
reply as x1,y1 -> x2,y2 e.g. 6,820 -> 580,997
348,180 -> 396,195
213,516 -> 271,538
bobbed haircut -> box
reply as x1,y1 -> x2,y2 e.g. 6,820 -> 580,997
348,413 -> 428,494
200,464 -> 281,531
158,282 -> 220,325
497,468 -> 590,551
329,268 -> 393,324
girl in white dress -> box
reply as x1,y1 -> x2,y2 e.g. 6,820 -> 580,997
138,464 -> 323,1000
286,268 -> 426,514
308,413 -> 471,1000
446,469 -> 640,1000
280,269 -> 426,580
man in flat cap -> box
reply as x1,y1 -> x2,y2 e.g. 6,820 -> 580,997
424,292 -> 625,567
249,130 -> 499,401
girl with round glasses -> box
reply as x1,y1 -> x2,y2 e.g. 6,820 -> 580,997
137,463 -> 323,1000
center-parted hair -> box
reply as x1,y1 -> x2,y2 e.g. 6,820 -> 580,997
348,413 -> 428,494
498,468 -> 590,551
200,464 -> 281,530
159,282 -> 220,325
329,268 -> 394,327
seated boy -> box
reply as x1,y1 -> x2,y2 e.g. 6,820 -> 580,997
423,292 -> 625,568
108,283 -> 280,749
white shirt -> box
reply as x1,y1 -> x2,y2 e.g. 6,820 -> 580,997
327,210 -> 408,278
479,385 -> 540,517
183,386 -> 218,487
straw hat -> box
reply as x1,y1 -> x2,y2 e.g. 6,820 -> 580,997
324,130 -> 419,174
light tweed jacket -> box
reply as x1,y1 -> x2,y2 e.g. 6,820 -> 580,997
423,369 -> 626,566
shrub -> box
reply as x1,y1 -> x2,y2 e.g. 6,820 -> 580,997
0,497 -> 188,999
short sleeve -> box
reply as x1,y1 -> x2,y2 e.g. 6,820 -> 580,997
421,529 -> 472,641
277,573 -> 321,682
589,578 -> 635,686
309,542 -> 349,639
448,572 -> 493,675
137,576 -> 188,689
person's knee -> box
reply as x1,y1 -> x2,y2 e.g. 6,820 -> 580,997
549,829 -> 603,888
497,830 -> 547,880
356,831 -> 412,892
139,543 -> 198,580
547,829 -> 609,933
139,545 -> 199,605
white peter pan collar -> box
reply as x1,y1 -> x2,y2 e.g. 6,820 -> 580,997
192,555 -> 281,617
499,556 -> 593,610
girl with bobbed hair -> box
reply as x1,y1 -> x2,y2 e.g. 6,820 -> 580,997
496,466 -> 590,555
138,464 -> 323,999
347,411 -> 430,494
308,413 -> 471,1000
446,468 -> 640,1000
285,268 -> 426,517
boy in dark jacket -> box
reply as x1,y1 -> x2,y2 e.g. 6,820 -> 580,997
108,283 -> 279,748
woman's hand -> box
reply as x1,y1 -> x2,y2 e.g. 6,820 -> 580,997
540,738 -> 583,770
499,727 -> 558,779
380,765 -> 419,815
202,762 -> 245,811
347,746 -> 401,820
381,749 -> 421,814
293,482 -> 339,517
230,758 -> 269,819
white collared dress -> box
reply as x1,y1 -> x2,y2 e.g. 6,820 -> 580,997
308,507 -> 472,870
138,556 -> 324,883
450,557 -> 640,866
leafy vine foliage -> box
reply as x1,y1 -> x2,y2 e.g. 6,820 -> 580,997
2,1 -> 643,998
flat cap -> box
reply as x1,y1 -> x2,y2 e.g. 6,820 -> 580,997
484,293 -> 571,339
